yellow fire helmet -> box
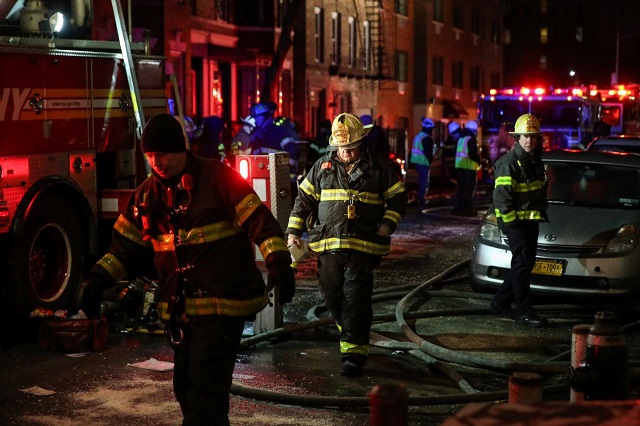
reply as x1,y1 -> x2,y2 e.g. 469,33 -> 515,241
510,114 -> 542,135
328,113 -> 373,149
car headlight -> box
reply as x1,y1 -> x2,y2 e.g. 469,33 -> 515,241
479,215 -> 502,243
603,224 -> 639,253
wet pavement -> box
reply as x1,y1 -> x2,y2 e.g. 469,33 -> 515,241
1,188 -> 639,425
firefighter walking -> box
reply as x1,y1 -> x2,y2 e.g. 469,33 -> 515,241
286,113 -> 407,377
489,113 -> 548,327
81,113 -> 295,425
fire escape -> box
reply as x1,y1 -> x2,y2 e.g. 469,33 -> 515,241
361,0 -> 395,90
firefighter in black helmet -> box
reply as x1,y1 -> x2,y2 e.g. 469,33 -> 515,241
81,113 -> 295,424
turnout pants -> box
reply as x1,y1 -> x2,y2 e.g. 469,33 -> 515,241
318,251 -> 381,357
172,315 -> 245,426
454,168 -> 477,214
493,221 -> 539,315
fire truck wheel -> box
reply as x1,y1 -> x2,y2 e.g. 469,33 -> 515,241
10,195 -> 84,317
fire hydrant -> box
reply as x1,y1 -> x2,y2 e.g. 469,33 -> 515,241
567,311 -> 629,400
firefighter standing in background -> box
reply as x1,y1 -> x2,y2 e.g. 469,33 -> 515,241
360,114 -> 390,161
443,121 -> 461,186
489,113 -> 548,328
453,120 -> 480,217
410,118 -> 436,212
249,102 -> 296,155
80,113 -> 295,425
286,113 -> 407,377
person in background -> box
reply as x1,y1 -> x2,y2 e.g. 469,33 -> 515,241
80,113 -> 296,425
453,120 -> 480,217
410,117 -> 436,212
489,113 -> 548,328
286,113 -> 407,377
360,114 -> 390,161
443,121 -> 461,187
308,118 -> 332,167
488,123 -> 515,164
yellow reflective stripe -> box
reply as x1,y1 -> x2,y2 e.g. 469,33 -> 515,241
340,341 -> 369,355
156,293 -> 269,320
236,193 -> 263,225
495,208 -> 517,223
96,253 -> 128,281
384,209 -> 402,224
259,236 -> 289,259
320,189 -> 384,204
309,237 -> 390,255
150,221 -> 244,252
517,210 -> 543,220
336,322 -> 342,332
299,179 -> 319,200
513,180 -> 545,192
114,214 -> 149,247
287,216 -> 306,230
495,176 -> 514,186
384,181 -> 406,199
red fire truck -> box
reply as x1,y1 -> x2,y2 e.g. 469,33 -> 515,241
0,1 -> 166,318
478,86 -> 601,153
597,84 -> 640,136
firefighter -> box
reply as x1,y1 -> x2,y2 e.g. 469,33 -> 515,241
286,113 -> 407,377
453,120 -> 480,216
80,113 -> 296,425
360,114 -> 390,161
410,117 -> 436,211
443,121 -> 461,186
249,102 -> 296,155
489,113 -> 548,328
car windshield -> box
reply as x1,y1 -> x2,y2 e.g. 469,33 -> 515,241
589,143 -> 640,154
546,162 -> 640,209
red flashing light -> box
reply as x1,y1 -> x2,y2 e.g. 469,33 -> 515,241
489,89 -> 497,95
534,88 -> 545,95
521,87 -> 530,95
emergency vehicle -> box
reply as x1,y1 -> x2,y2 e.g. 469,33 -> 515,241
596,84 -> 640,136
478,86 -> 601,152
0,1 -> 167,317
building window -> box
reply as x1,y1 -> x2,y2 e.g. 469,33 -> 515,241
540,27 -> 548,44
470,65 -> 480,91
540,55 -> 547,70
331,12 -> 341,66
576,27 -> 583,42
452,61 -> 464,89
504,29 -> 511,45
395,0 -> 407,16
396,50 -> 408,82
434,0 -> 444,23
433,56 -> 444,85
453,1 -> 464,30
363,20 -> 371,71
471,8 -> 480,35
315,7 -> 324,63
540,0 -> 548,14
348,16 -> 356,68
491,20 -> 500,45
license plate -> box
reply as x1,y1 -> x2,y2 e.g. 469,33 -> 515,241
532,259 -> 564,276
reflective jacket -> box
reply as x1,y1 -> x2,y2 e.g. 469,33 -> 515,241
91,152 -> 290,321
493,143 -> 548,226
410,131 -> 434,166
286,149 -> 407,255
455,130 -> 480,171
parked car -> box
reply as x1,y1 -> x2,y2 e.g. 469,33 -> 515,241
585,135 -> 640,154
470,150 -> 640,298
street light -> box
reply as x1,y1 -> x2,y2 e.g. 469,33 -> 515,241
614,29 -> 640,84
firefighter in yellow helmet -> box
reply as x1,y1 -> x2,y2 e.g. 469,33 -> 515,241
489,114 -> 549,327
286,112 -> 407,376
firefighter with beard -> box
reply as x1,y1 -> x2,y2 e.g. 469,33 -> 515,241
80,113 -> 295,425
286,113 -> 407,377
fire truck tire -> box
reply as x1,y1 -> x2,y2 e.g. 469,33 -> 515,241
9,195 -> 84,317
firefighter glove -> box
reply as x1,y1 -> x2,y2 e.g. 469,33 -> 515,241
267,262 -> 296,304
79,275 -> 111,319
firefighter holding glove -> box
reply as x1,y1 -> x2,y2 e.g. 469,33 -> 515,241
81,113 -> 294,425
286,113 -> 407,377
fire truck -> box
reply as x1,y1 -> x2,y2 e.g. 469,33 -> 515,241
478,86 -> 601,153
0,1 -> 167,318
597,84 -> 640,136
